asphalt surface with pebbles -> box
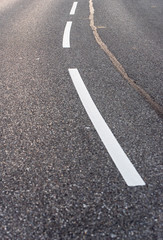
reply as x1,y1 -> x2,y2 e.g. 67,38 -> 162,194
1,0 -> 163,239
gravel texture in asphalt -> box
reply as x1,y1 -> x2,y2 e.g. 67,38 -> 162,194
1,0 -> 163,239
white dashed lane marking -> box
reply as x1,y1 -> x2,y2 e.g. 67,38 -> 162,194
62,21 -> 72,48
68,68 -> 146,187
70,2 -> 78,15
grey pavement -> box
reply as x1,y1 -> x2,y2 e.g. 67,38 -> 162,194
1,0 -> 163,239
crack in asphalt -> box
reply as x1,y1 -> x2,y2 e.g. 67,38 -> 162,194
89,0 -> 163,118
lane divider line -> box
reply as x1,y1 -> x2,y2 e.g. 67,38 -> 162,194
68,68 -> 146,187
70,2 -> 78,15
62,21 -> 72,48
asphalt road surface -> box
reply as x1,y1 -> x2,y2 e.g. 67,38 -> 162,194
1,0 -> 163,239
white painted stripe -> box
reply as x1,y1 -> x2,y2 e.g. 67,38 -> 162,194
62,21 -> 72,48
70,2 -> 78,15
68,68 -> 145,187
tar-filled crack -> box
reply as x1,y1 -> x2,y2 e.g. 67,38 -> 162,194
89,0 -> 163,118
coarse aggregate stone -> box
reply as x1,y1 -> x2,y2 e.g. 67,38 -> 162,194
1,0 -> 163,239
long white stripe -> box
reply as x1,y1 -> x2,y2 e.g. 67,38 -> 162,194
62,21 -> 72,48
70,2 -> 78,15
68,68 -> 145,187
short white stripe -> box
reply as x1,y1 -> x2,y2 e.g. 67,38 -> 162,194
62,21 -> 72,48
70,2 -> 78,15
68,68 -> 145,187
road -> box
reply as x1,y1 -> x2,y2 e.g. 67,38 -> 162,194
1,0 -> 163,239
